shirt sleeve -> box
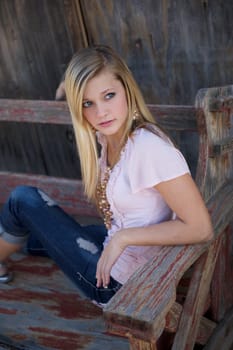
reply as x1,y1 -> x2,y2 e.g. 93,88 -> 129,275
128,129 -> 190,193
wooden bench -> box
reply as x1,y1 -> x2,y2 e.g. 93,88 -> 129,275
0,85 -> 232,349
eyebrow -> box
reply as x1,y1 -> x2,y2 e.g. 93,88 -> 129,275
101,88 -> 114,95
83,87 -> 114,100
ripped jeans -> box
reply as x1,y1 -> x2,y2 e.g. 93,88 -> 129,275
0,186 -> 122,304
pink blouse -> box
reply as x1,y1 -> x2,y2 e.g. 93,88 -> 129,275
97,127 -> 190,284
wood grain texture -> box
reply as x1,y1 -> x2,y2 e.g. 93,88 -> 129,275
0,171 -> 98,218
76,0 -> 233,104
0,99 -> 196,128
104,181 -> 233,340
104,85 -> 233,348
0,99 -> 197,179
172,236 -> 223,349
0,85 -> 232,349
0,0 -> 73,99
1,1 -> 233,104
195,85 -> 233,200
203,307 -> 233,350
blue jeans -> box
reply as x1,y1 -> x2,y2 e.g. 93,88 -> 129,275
0,186 -> 122,304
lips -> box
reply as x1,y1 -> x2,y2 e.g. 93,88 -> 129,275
98,119 -> 114,127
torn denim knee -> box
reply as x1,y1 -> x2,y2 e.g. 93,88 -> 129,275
76,237 -> 98,254
37,189 -> 57,206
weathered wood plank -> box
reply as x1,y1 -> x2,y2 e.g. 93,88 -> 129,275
104,181 -> 233,341
165,302 -> 216,345
0,85 -> 232,349
0,253 -> 128,350
171,235 -> 222,349
207,95 -> 233,112
195,85 -> 233,200
0,99 -> 196,129
0,0 -> 73,99
0,100 -> 197,178
147,105 -> 197,130
63,0 -> 88,50
1,0 -> 233,106
0,99 -> 71,125
0,171 -> 98,218
209,137 -> 233,157
77,0 -> 233,105
129,337 -> 158,350
203,307 -> 233,350
210,225 -> 233,321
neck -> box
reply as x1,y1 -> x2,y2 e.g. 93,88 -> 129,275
106,137 -> 127,169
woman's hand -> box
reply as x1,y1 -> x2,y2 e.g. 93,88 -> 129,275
96,231 -> 126,288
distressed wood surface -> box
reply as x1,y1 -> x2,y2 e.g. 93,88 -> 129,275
195,85 -> 233,200
211,226 -> 233,321
172,235 -> 223,350
0,85 -> 232,349
0,99 -> 196,129
195,85 -> 233,327
0,99 -> 71,125
104,181 -> 233,340
68,0 -> 233,105
0,99 -> 198,179
104,85 -> 233,348
0,253 -> 129,350
0,0 -> 74,100
0,172 -> 98,218
1,1 -> 233,105
164,302 -> 216,345
203,307 -> 233,350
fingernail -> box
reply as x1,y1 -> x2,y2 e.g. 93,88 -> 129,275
104,285 -> 108,289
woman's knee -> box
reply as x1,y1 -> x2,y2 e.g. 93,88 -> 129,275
10,185 -> 37,204
9,186 -> 57,211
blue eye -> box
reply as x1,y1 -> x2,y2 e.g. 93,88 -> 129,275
105,92 -> 115,100
83,101 -> 92,108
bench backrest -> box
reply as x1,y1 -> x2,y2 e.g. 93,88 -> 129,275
0,99 -> 198,216
0,88 -> 232,349
195,85 -> 233,200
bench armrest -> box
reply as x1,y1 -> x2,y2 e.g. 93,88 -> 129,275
104,181 -> 233,340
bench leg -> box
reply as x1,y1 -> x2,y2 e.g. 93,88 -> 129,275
129,336 -> 158,350
171,235 -> 222,349
210,225 -> 233,321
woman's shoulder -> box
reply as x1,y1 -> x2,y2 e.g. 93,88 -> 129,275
131,126 -> 172,149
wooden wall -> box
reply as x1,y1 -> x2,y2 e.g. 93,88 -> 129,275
0,0 -> 233,104
0,0 -> 232,179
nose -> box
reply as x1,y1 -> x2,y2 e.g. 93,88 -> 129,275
95,102 -> 107,118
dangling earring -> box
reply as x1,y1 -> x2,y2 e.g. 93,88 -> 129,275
133,109 -> 140,120
132,109 -> 140,130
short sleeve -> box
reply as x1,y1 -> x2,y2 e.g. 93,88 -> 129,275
127,129 -> 190,193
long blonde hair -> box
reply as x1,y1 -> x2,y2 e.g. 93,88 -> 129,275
65,45 -> 161,202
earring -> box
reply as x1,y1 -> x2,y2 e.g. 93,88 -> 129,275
132,109 -> 140,130
133,109 -> 140,121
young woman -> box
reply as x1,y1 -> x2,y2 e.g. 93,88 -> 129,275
0,45 -> 213,305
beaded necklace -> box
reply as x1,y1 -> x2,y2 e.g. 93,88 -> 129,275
96,140 -> 127,230
96,166 -> 113,229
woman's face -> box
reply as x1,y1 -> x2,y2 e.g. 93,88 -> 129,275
82,70 -> 129,142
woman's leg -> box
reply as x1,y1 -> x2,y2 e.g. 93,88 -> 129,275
0,239 -> 18,281
0,218 -> 27,282
0,186 -> 122,303
0,238 -> 21,261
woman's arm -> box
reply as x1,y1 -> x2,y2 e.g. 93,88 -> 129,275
120,173 -> 213,246
96,173 -> 213,288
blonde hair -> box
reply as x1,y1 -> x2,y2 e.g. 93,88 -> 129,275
65,45 -> 160,202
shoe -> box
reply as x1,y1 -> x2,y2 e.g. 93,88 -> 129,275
0,262 -> 13,283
